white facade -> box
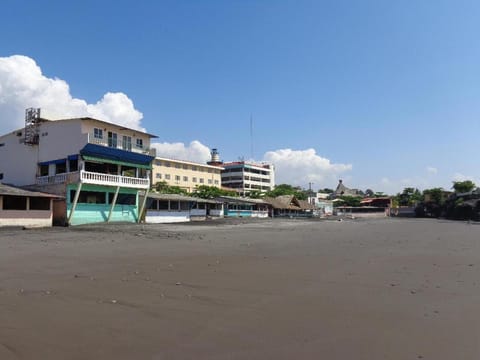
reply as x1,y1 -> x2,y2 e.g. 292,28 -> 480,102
220,161 -> 275,195
0,116 -> 156,225
0,117 -> 153,186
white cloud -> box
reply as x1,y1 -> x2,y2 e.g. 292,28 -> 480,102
262,148 -> 352,188
0,55 -> 144,134
426,166 -> 438,175
151,140 -> 211,163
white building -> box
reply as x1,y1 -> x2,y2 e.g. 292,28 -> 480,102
0,110 -> 156,225
220,161 -> 275,196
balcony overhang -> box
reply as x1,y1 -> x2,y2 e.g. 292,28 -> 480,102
80,143 -> 154,169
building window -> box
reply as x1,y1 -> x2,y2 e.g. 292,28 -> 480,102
180,201 -> 190,210
165,162 -> 170,167
56,161 -> 67,175
165,174 -> 171,180
207,169 -> 212,173
108,193 -> 136,205
108,132 -> 118,148
70,190 -> 106,204
158,201 -> 169,210
175,175 -> 181,181
39,165 -> 49,176
183,176 -> 188,182
156,173 -> 162,179
94,128 -> 103,139
122,136 -> 132,151
214,180 -> 219,185
192,177 -> 197,183
155,160 -> 161,166
0,173 -> 3,180
208,179 -> 212,184
30,197 -> 51,210
0,143 -> 5,147
136,138 -> 143,149
69,158 -> 78,172
183,164 -> 188,170
199,178 -> 204,183
192,166 -> 197,171
175,163 -> 180,169
170,201 -> 179,210
3,196 -> 27,210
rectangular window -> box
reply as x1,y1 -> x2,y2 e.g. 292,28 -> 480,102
192,166 -> 197,171
165,174 -> 171,180
147,199 -> 158,210
70,190 -> 106,204
183,164 -> 188,170
208,179 -> 213,184
170,201 -> 179,210
0,173 -> 3,180
155,160 -> 161,166
165,162 -> 170,167
136,138 -> 143,149
199,178 -> 204,183
183,176 -> 188,182
39,165 -> 49,176
207,169 -> 212,173
56,161 -> 67,174
180,201 -> 190,210
158,201 -> 169,210
69,159 -> 78,172
108,132 -> 118,148
175,163 -> 180,169
94,128 -> 103,139
30,197 -> 51,210
0,143 -> 5,147
192,177 -> 197,183
108,193 -> 136,205
156,173 -> 162,179
122,136 -> 132,151
214,180 -> 219,185
3,196 -> 27,210
175,175 -> 181,181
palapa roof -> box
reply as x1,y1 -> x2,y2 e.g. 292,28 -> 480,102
264,195 -> 314,210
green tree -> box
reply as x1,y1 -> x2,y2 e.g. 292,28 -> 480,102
396,187 -> 422,206
335,195 -> 362,207
192,185 -> 237,199
423,188 -> 445,205
264,184 -> 307,200
452,180 -> 476,193
153,181 -> 188,195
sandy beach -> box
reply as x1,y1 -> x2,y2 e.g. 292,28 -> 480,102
1,217 -> 479,359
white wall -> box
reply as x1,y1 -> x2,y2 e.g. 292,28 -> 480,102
0,131 -> 40,185
0,210 -> 52,227
145,210 -> 190,223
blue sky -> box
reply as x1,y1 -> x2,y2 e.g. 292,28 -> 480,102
1,0 -> 480,194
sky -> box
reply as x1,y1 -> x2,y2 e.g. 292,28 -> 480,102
1,0 -> 480,194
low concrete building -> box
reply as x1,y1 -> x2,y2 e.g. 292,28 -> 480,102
216,196 -> 269,218
0,183 -> 59,227
145,193 -> 223,223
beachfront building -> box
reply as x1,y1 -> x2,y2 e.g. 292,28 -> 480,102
151,157 -> 223,193
145,193 -> 223,223
264,195 -> 316,218
0,109 -> 156,225
220,161 -> 275,196
0,183 -> 59,227
216,195 -> 269,218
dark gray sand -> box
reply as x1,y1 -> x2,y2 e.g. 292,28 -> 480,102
1,218 -> 479,359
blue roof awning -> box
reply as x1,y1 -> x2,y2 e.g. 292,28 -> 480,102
80,143 -> 154,168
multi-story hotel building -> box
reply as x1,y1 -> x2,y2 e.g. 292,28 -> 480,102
0,109 -> 156,225
220,161 -> 275,195
205,149 -> 275,196
151,157 -> 223,193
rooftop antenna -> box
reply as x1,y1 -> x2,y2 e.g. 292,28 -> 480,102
250,114 -> 253,160
24,108 -> 41,145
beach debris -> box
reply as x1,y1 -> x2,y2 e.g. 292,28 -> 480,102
175,282 -> 182,286
410,290 -> 417,294
111,299 -> 117,304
